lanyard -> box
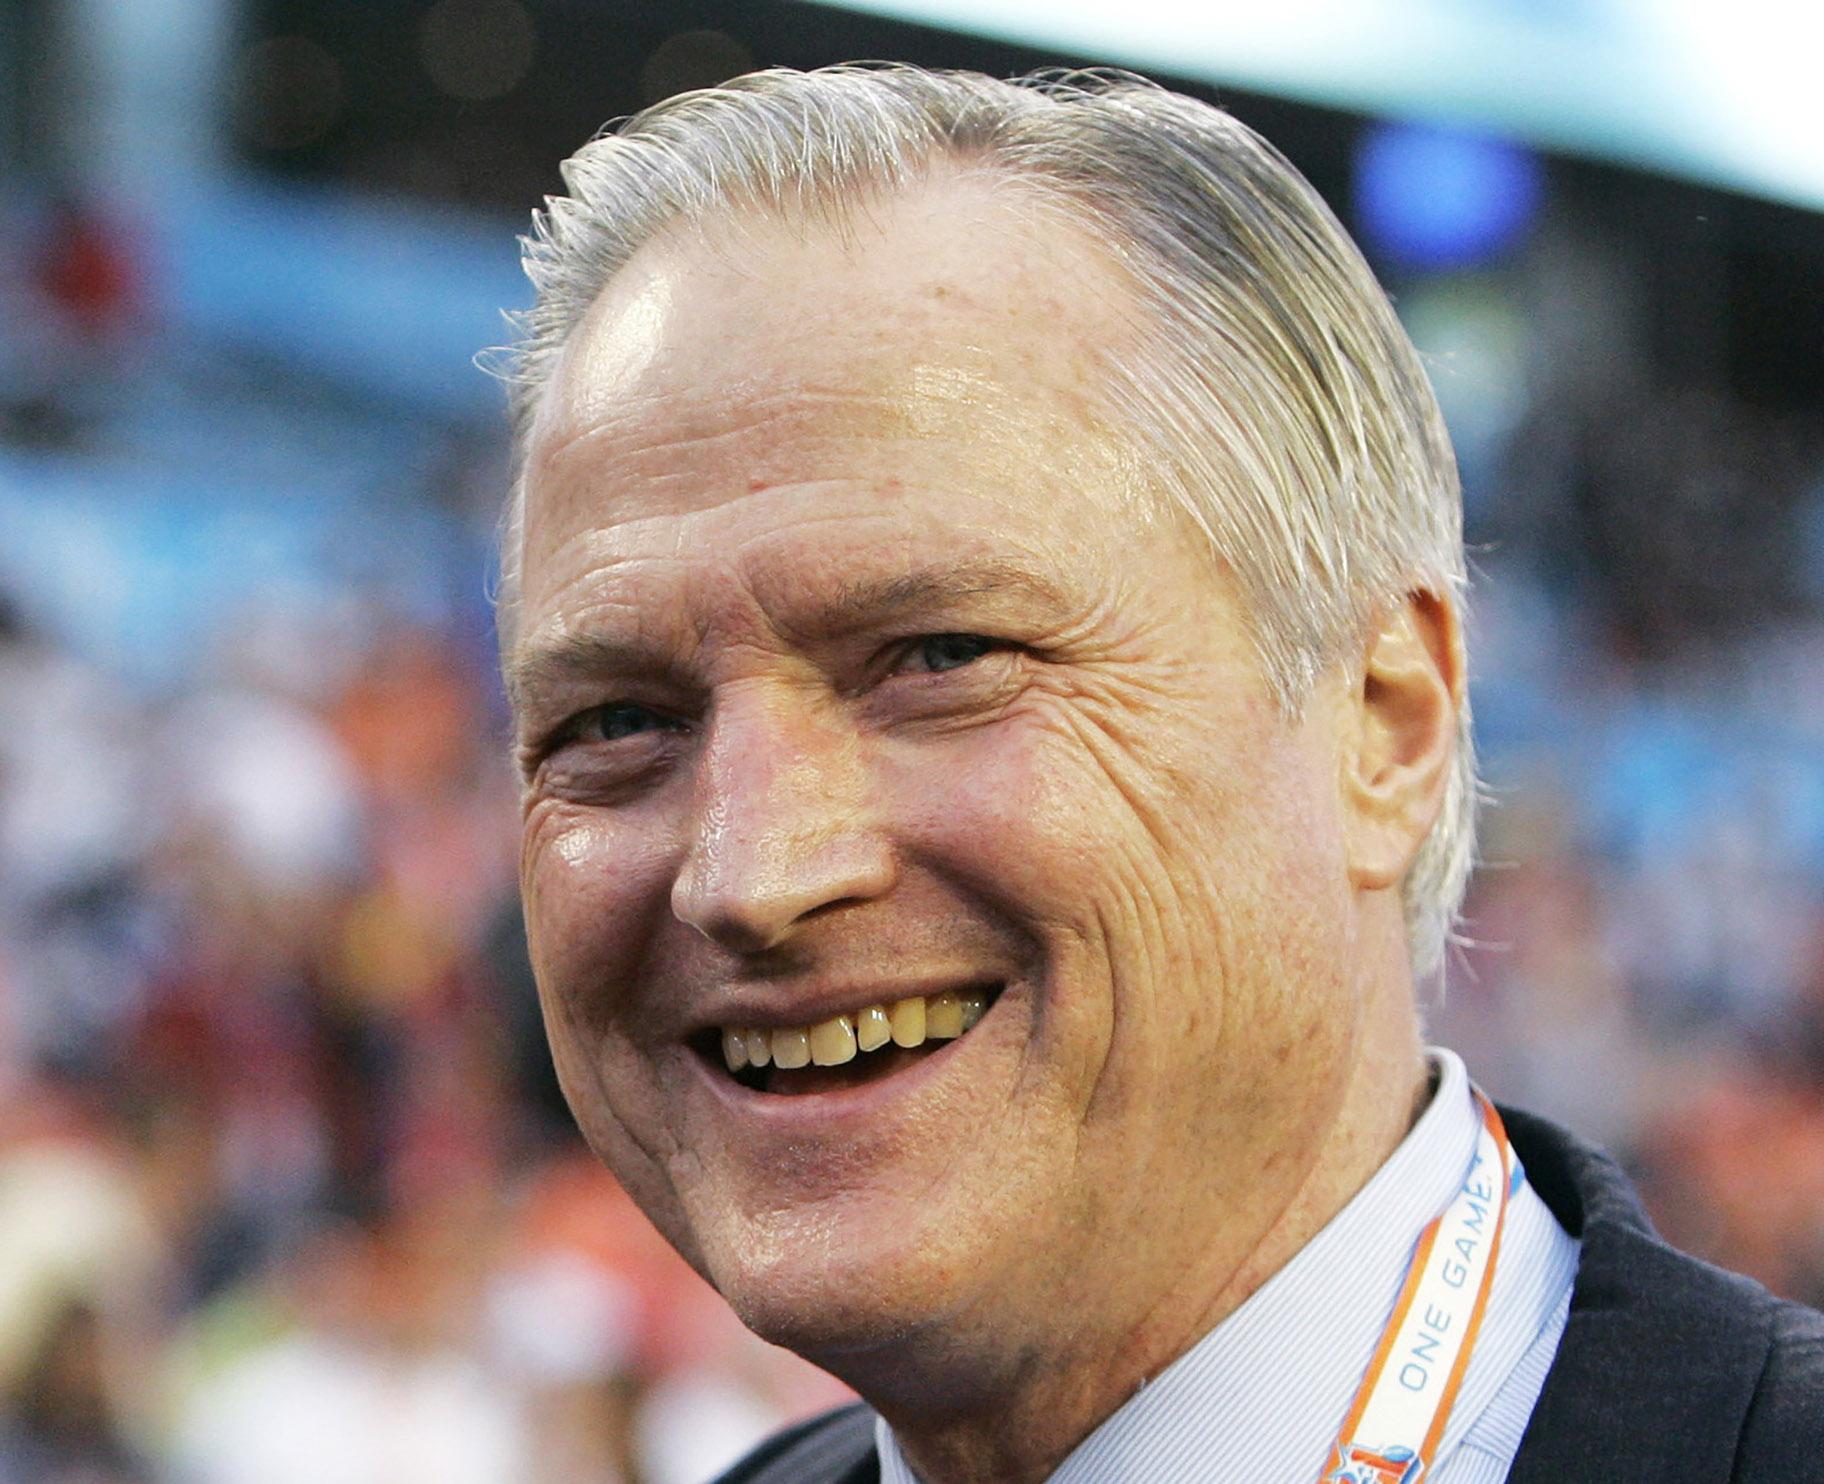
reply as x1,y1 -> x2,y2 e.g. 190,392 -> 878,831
1319,1092 -> 1517,1484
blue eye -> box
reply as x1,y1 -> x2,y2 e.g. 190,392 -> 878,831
917,634 -> 998,673
586,703 -> 683,741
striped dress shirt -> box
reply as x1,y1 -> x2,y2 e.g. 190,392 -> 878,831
876,1047 -> 1579,1483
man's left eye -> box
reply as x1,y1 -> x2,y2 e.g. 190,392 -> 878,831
907,634 -> 1001,674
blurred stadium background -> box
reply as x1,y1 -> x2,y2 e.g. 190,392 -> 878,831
1,1 -> 1822,1479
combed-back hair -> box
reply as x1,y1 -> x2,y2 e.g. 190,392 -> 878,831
495,63 -> 1476,977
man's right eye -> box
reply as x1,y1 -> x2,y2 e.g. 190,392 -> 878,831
575,702 -> 687,743
522,701 -> 691,797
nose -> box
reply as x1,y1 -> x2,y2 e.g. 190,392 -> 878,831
670,688 -> 895,953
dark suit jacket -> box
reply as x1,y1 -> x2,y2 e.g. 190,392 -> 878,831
712,1109 -> 1824,1482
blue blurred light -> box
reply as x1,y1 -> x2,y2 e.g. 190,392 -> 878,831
1353,121 -> 1544,271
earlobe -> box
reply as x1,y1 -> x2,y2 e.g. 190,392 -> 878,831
1344,590 -> 1464,892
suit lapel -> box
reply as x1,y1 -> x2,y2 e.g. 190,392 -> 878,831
739,1403 -> 878,1484
1502,1109 -> 1774,1484
835,1452 -> 881,1484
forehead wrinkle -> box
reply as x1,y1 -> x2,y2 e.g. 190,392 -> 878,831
532,361 -> 1042,514
525,392 -> 1088,597
535,382 -> 920,477
509,536 -> 723,700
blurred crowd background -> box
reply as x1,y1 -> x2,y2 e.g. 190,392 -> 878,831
1,2 -> 1821,1481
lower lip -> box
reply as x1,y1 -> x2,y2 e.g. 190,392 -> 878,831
690,1004 -> 999,1129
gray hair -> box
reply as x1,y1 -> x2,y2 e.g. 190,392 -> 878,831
496,64 -> 1476,978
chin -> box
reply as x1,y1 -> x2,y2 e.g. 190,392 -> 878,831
716,1261 -> 938,1372
696,1199 -> 976,1365
730,1283 -> 929,1365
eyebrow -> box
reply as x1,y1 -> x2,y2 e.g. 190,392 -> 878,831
504,631 -> 684,716
505,556 -> 1071,712
816,558 -> 1071,636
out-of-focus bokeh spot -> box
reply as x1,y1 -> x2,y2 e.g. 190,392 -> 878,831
418,0 -> 537,103
1354,121 -> 1544,271
639,30 -> 758,107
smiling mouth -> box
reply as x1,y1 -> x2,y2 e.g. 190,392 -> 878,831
693,985 -> 1000,1096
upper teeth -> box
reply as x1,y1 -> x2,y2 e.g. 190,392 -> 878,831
721,991 -> 989,1073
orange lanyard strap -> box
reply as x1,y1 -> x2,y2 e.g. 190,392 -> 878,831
1320,1093 -> 1515,1484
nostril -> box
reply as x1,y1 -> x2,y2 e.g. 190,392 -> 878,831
672,889 -> 880,956
669,777 -> 897,952
674,901 -> 789,955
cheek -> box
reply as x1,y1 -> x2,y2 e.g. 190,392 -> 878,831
893,690 -> 1279,935
888,713 -> 1123,929
892,693 -> 1351,1044
883,707 -> 1199,1091
520,804 -> 677,1035
521,806 -> 697,1191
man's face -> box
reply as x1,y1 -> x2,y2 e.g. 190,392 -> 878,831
511,181 -> 1369,1383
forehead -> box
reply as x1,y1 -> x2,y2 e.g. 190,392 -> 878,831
515,174 -> 1164,644
531,174 -> 1129,442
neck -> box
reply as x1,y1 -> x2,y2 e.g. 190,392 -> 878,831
882,978 -> 1429,1484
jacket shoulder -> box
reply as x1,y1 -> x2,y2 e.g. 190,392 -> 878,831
1734,1294 -> 1824,1477
708,1403 -> 878,1484
1501,1107 -> 1824,1482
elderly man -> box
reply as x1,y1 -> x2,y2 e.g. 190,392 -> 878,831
498,66 -> 1820,1484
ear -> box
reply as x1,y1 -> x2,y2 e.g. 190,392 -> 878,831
1342,589 -> 1465,893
